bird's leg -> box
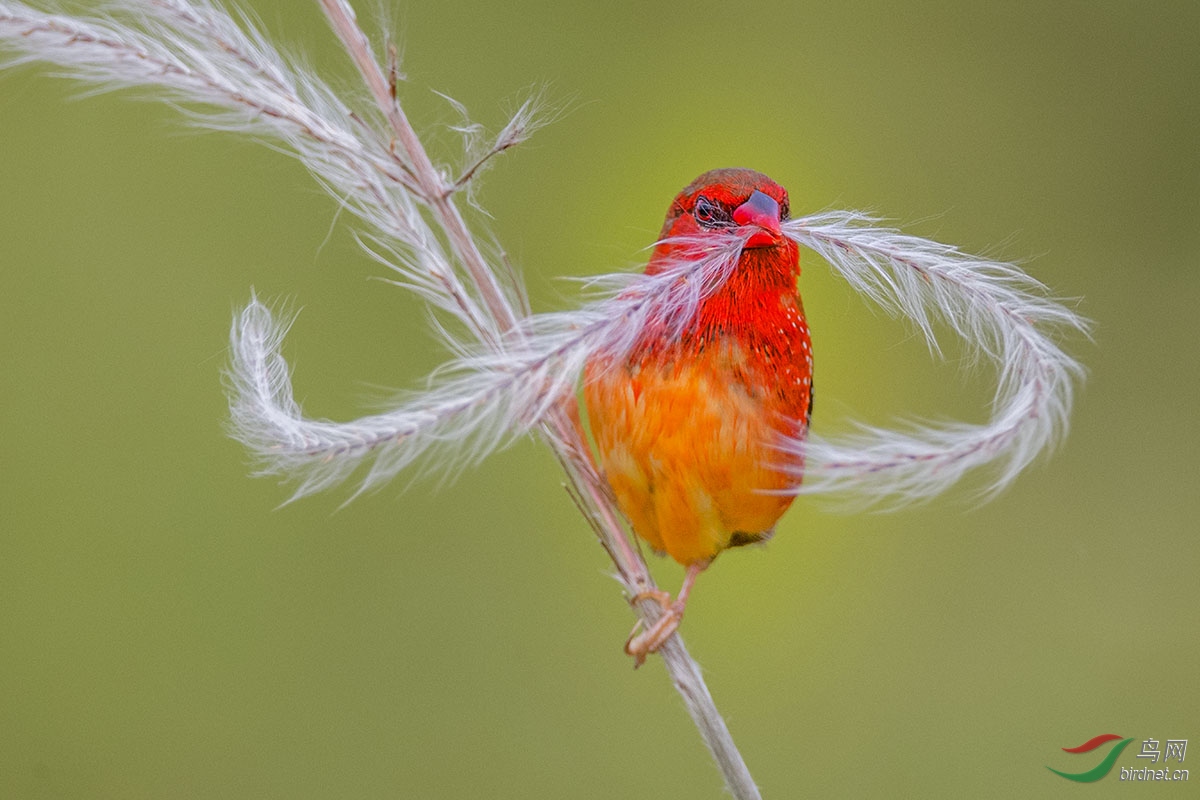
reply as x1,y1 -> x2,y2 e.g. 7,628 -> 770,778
625,561 -> 707,667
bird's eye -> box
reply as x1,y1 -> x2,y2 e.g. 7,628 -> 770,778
780,200 -> 790,221
694,196 -> 728,228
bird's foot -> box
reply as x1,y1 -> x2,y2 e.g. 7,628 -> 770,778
622,562 -> 707,668
624,600 -> 685,668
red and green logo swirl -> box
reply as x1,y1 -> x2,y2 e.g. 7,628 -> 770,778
1047,734 -> 1134,782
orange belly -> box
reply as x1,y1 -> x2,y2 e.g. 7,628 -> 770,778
585,338 -> 802,566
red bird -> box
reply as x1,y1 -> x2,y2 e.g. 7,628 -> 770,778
585,168 -> 813,663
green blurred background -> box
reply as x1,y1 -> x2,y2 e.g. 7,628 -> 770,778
1,1 -> 1196,797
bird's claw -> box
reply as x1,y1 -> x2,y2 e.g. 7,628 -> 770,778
624,600 -> 685,668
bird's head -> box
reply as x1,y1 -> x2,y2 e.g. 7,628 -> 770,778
647,168 -> 795,276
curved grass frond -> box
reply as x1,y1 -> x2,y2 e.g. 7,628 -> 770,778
781,212 -> 1089,506
225,234 -> 747,499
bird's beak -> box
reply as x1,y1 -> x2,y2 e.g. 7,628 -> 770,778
732,190 -> 783,248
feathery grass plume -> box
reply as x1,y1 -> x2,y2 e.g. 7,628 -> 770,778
781,212 -> 1089,507
443,87 -> 558,202
228,233 -> 748,500
0,0 -> 517,341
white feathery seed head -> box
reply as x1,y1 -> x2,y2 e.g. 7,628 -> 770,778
225,233 -> 748,500
0,0 -> 541,344
780,211 -> 1089,506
